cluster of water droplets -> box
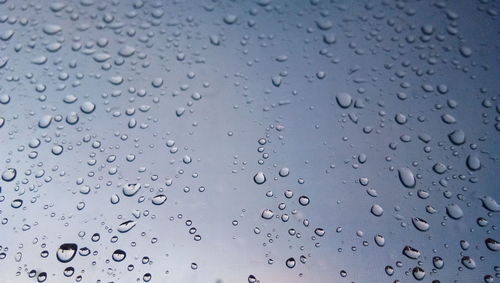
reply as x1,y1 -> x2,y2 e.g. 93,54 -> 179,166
0,0 -> 498,282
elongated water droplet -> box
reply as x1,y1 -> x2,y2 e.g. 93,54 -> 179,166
446,203 -> 464,219
402,246 -> 421,259
398,167 -> 416,188
485,238 -> 500,251
117,220 -> 137,233
152,194 -> 167,205
412,217 -> 430,231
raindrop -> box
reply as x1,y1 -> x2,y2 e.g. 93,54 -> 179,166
56,243 -> 78,263
446,203 -> 464,220
466,154 -> 481,171
448,130 -> 466,145
299,196 -> 310,206
314,228 -> 325,237
123,183 -> 141,196
402,246 -> 421,259
285,257 -> 296,268
480,196 -> 500,212
370,204 -> 384,216
152,194 -> 167,205
336,93 -> 352,108
398,167 -> 416,188
461,256 -> 476,269
485,238 -> 500,251
80,102 -> 96,114
1,168 -> 17,182
261,209 -> 274,220
433,256 -> 444,269
112,249 -> 126,262
117,220 -> 137,233
11,199 -> 23,208
412,217 -> 430,232
412,267 -> 425,280
253,172 -> 266,185
279,167 -> 289,177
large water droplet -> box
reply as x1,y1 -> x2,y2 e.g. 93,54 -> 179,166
261,209 -> 274,220
402,246 -> 421,259
448,129 -> 466,145
117,220 -> 137,233
285,257 -> 296,268
398,167 -> 416,188
253,172 -> 266,185
152,194 -> 167,205
446,203 -> 464,220
1,168 -> 16,182
123,183 -> 141,196
56,243 -> 78,263
112,249 -> 127,262
370,204 -> 384,216
412,217 -> 430,232
412,267 -> 425,280
461,256 -> 476,269
485,238 -> 500,251
336,92 -> 352,108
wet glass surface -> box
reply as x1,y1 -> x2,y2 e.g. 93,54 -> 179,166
0,0 -> 499,282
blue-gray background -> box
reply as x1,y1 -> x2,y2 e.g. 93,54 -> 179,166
0,0 -> 499,282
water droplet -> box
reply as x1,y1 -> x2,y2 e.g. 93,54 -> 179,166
11,199 -> 23,208
63,267 -> 75,277
278,167 -> 289,177
446,203 -> 464,219
112,249 -> 126,262
336,93 -> 352,108
465,154 -> 481,171
402,246 -> 421,259
223,14 -> 238,25
432,162 -> 447,174
118,45 -> 136,57
314,228 -> 325,237
461,256 -> 476,269
480,196 -> 500,212
56,243 -> 78,263
38,115 -> 53,128
398,167 -> 416,188
80,102 -> 96,114
1,168 -> 16,182
253,172 -> 266,184
412,267 -> 425,280
285,257 -> 296,268
485,238 -> 500,251
433,256 -> 444,269
261,209 -> 274,220
0,94 -> 10,104
152,194 -> 167,205
370,204 -> 384,216
43,24 -> 62,35
448,129 -> 466,145
123,183 -> 141,196
298,196 -> 310,206
412,217 -> 430,231
117,220 -> 137,233
374,234 -> 385,247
